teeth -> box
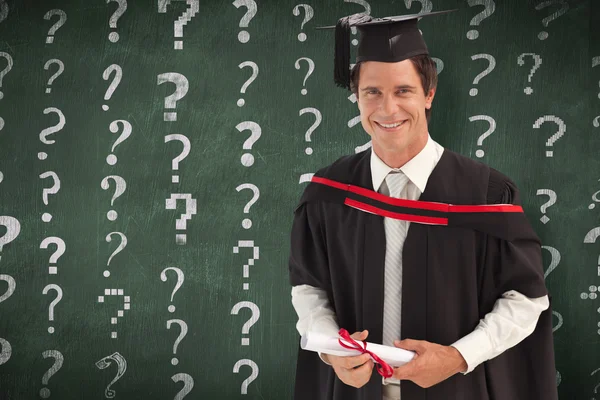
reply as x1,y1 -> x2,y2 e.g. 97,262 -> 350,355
379,121 -> 404,128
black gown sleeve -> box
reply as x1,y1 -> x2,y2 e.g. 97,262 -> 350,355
288,201 -> 332,293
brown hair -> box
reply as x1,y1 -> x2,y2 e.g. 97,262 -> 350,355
349,54 -> 438,124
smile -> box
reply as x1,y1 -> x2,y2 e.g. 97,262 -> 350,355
375,120 -> 406,131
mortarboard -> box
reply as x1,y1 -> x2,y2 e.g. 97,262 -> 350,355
316,10 -> 459,90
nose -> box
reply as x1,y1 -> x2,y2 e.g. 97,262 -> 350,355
380,93 -> 397,116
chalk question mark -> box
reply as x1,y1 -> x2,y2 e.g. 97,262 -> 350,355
468,115 -> 496,158
39,171 -> 61,222
233,359 -> 259,395
157,72 -> 189,122
532,115 -> 566,157
43,9 -> 67,44
165,134 -> 191,183
43,59 -> 64,94
96,352 -> 127,399
165,194 -> 197,245
583,227 -> 600,278
236,121 -> 261,167
0,0 -> 8,26
0,337 -> 11,366
541,245 -> 560,280
0,216 -> 21,263
0,51 -> 13,100
292,4 -> 314,42
161,267 -> 184,312
172,373 -> 194,400
38,107 -> 66,160
157,0 -> 199,50
589,179 -> 600,210
536,189 -> 557,224
466,0 -> 495,40
295,57 -> 315,95
580,227 -> 600,335
167,319 -> 188,365
469,54 -> 496,96
231,301 -> 260,345
105,232 -> 127,278
591,367 -> 600,399
237,61 -> 259,107
101,175 -> 127,221
236,183 -> 259,229
106,0 -> 127,43
40,350 -> 63,398
233,0 -> 257,43
40,236 -> 66,275
0,274 -> 16,305
97,289 -> 131,338
233,240 -> 259,291
42,284 -> 63,334
102,64 -> 123,111
517,53 -> 542,95
107,120 -> 132,165
535,0 -> 569,40
299,107 -> 322,155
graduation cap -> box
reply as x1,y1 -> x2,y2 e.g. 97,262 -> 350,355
316,10 -> 459,90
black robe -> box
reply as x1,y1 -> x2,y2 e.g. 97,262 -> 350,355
288,148 -> 558,400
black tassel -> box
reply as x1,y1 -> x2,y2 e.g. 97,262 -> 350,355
334,13 -> 372,90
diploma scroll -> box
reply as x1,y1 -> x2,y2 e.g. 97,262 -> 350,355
300,331 -> 416,367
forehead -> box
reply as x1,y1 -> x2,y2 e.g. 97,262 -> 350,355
359,60 -> 420,85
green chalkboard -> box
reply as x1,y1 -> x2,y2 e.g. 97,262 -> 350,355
0,0 -> 598,399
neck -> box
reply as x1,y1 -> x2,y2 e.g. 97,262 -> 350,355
374,131 -> 428,169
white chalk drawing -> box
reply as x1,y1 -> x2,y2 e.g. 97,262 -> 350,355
157,73 -> 189,122
537,189 -> 557,224
167,319 -> 188,365
161,267 -> 185,312
165,134 -> 191,183
236,183 -> 259,229
233,359 -> 259,394
466,0 -> 495,40
40,350 -> 63,398
42,284 -> 62,334
233,240 -> 259,291
299,107 -> 321,155
97,289 -> 131,338
532,115 -> 566,157
96,352 -> 127,398
101,175 -> 127,221
165,194 -> 197,245
231,301 -> 260,345
105,232 -> 127,277
40,236 -> 66,275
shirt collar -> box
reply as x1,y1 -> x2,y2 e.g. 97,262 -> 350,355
370,133 -> 442,193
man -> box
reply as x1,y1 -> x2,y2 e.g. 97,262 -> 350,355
288,10 -> 558,400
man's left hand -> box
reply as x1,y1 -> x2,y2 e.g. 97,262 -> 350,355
391,339 -> 468,388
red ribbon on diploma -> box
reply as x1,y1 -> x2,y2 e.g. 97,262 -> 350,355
338,328 -> 394,378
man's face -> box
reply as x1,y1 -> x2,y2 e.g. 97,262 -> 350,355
357,60 -> 435,164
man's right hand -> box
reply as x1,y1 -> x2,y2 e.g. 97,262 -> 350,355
322,330 -> 374,388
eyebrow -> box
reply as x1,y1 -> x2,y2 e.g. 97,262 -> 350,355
360,85 -> 416,92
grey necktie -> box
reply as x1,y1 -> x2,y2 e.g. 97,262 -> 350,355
381,171 -> 409,391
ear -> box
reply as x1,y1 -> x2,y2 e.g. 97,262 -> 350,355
425,87 -> 436,110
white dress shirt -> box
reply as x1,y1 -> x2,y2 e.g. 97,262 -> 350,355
291,134 -> 549,374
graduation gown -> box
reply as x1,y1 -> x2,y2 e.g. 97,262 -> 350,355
288,147 -> 558,400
